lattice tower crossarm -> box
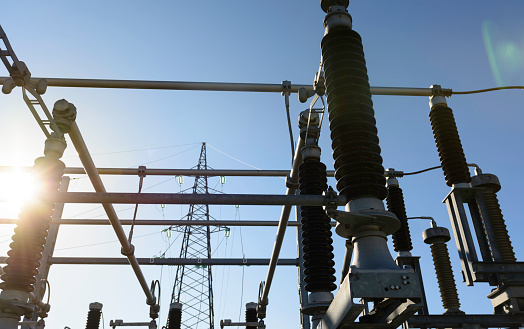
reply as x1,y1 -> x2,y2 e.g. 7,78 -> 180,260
169,143 -> 214,329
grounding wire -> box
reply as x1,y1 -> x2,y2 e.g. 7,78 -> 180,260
453,86 -> 524,95
284,92 -> 295,163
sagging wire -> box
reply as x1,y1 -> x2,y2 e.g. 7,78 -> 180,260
390,163 -> 480,177
453,85 -> 524,95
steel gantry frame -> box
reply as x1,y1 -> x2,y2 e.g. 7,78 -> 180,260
1,5 -> 524,328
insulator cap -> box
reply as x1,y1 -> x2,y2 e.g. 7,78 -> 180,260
471,173 -> 501,193
423,227 -> 451,245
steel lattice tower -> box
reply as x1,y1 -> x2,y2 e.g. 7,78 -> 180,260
170,142 -> 214,329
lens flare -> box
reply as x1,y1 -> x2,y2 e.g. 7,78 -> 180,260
482,21 -> 524,86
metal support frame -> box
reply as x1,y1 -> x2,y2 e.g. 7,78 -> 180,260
444,186 -> 480,286
67,121 -> 155,306
407,314 -> 524,328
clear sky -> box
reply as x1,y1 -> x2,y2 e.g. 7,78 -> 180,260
1,1 -> 524,328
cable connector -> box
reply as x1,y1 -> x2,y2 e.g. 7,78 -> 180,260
281,80 -> 291,96
138,166 -> 147,178
430,84 -> 453,97
314,70 -> 325,96
384,168 -> 404,178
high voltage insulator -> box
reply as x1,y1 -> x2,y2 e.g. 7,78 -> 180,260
0,136 -> 66,293
386,176 -> 413,253
299,146 -> 336,293
167,303 -> 182,329
85,302 -> 103,329
321,10 -> 387,201
471,173 -> 516,262
423,226 -> 462,314
428,96 -> 471,186
245,302 -> 257,329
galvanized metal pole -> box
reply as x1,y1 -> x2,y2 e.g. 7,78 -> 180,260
67,122 -> 155,305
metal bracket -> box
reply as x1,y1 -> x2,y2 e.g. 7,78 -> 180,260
321,268 -> 422,328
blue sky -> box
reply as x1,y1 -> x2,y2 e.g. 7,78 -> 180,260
1,1 -> 524,328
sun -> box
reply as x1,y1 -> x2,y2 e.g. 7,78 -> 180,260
0,169 -> 39,218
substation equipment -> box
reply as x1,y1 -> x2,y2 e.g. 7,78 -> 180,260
0,1 -> 524,328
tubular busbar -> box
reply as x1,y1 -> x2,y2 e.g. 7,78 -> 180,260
0,257 -> 299,266
0,77 -> 436,96
0,218 -> 338,227
41,192 -> 346,206
68,122 -> 155,305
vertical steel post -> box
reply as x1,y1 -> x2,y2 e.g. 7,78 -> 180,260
295,199 -> 310,329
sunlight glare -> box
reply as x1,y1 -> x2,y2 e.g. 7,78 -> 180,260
0,169 -> 39,218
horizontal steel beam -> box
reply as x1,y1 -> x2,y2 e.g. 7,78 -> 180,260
407,314 -> 524,328
0,257 -> 299,266
472,261 -> 524,274
41,192 -> 346,206
0,165 -> 336,177
0,77 -> 437,96
0,218 -> 337,227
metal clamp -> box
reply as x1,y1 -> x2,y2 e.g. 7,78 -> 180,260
285,173 -> 299,189
138,166 -> 147,178
281,80 -> 291,96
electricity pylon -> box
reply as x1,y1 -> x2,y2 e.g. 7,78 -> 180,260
169,142 -> 214,329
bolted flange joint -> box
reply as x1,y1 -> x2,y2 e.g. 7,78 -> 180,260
52,99 -> 77,133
